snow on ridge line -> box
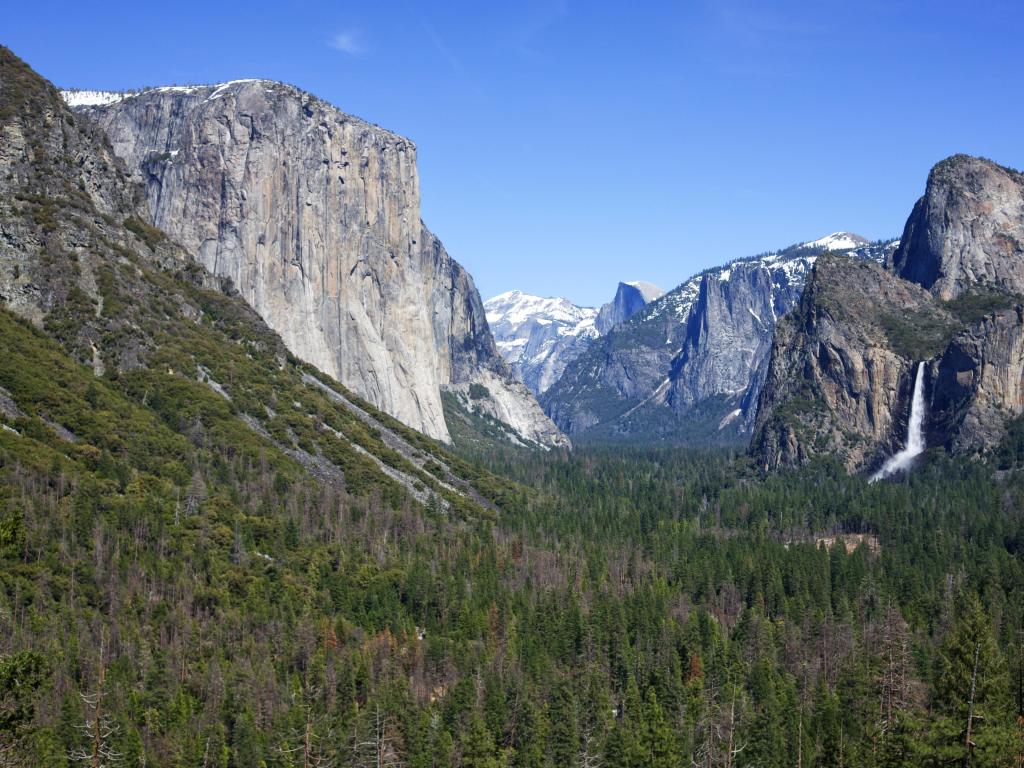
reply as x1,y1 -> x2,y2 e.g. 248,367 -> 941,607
801,232 -> 869,251
484,292 -> 600,333
60,80 -> 279,109
486,290 -> 594,310
60,90 -> 127,107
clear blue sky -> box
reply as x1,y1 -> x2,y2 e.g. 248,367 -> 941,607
7,1 -> 1022,306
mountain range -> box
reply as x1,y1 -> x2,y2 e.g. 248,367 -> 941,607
6,48 -> 1023,480
496,234 -> 897,445
4,40 -> 1024,768
484,280 -> 663,394
486,157 -> 1024,477
0,46 -> 526,523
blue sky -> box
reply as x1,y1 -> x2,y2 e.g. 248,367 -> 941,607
7,1 -> 1022,306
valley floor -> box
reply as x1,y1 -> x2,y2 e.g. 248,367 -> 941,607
4,396 -> 1024,766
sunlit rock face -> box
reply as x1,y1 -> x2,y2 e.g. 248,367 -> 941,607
69,81 -> 566,447
892,155 -> 1024,300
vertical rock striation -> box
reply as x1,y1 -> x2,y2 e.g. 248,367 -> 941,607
594,281 -> 665,334
67,81 -> 565,446
666,262 -> 798,430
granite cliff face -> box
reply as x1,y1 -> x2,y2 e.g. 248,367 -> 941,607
0,46 -> 522,521
665,262 -> 799,430
542,237 -> 893,443
931,306 -> 1024,454
594,281 -> 665,334
66,81 -> 565,447
892,155 -> 1024,300
753,155 -> 1024,472
751,258 -> 944,470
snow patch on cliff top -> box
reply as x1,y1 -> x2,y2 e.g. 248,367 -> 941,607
62,80 -> 281,109
61,90 -> 127,107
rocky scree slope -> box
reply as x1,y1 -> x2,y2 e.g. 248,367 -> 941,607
0,45 -> 524,519
484,281 -> 663,395
753,156 -> 1024,472
63,82 -> 566,448
542,236 -> 895,443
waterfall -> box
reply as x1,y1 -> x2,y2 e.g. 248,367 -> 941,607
870,362 -> 927,483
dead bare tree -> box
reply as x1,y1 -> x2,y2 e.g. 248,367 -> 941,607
278,681 -> 335,768
690,675 -> 747,768
184,468 -> 206,518
68,635 -> 122,768
579,726 -> 603,768
353,704 -> 403,768
878,603 -> 910,738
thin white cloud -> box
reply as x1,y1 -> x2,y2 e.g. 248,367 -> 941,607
512,0 -> 570,61
329,30 -> 365,56
420,20 -> 464,77
400,1 -> 484,99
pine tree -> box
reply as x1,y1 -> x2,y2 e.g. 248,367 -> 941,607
876,711 -> 928,768
460,712 -> 499,768
230,709 -> 265,768
0,651 -> 48,767
743,666 -> 788,768
431,729 -> 454,768
547,680 -> 579,768
932,594 -> 1016,767
639,688 -> 681,768
603,723 -> 632,768
811,682 -> 841,768
512,696 -> 546,768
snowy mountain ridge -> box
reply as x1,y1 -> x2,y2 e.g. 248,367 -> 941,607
541,234 -> 899,443
485,281 -> 662,394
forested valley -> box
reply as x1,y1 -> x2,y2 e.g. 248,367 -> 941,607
4,361 -> 1023,766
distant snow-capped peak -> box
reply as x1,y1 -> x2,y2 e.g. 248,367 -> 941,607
801,232 -> 870,251
484,291 -> 598,335
485,282 -> 662,395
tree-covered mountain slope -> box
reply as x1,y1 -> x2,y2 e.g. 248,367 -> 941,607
1,44 -> 520,511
